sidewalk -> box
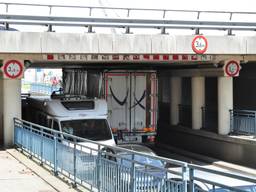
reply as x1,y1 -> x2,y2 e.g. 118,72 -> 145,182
0,149 -> 81,192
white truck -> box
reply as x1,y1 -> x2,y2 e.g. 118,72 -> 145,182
22,95 -> 116,147
103,71 -> 158,144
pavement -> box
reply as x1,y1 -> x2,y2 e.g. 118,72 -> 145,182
0,149 -> 86,192
1,145 -> 255,192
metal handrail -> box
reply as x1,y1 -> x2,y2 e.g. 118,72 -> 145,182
190,164 -> 256,184
231,109 -> 256,114
14,118 -> 187,167
2,2 -> 256,17
1,2 -> 256,32
3,14 -> 256,26
230,109 -> 256,135
14,117 -> 189,191
189,164 -> 256,192
14,117 -> 256,192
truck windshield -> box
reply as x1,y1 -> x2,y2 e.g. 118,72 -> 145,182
61,119 -> 112,141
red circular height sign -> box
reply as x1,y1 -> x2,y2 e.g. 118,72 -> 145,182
225,60 -> 240,77
192,35 -> 208,54
3,60 -> 23,79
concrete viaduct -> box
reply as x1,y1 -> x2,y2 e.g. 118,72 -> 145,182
1,31 -> 256,167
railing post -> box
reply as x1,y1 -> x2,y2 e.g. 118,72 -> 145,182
21,121 -> 24,153
97,145 -> 101,191
182,165 -> 189,192
4,22 -> 9,30
40,128 -> 43,166
53,134 -> 58,176
88,25 -> 93,33
189,167 -> 195,192
195,28 -> 200,35
130,154 -> 135,192
125,26 -> 131,34
229,109 -> 233,133
178,104 -> 181,125
212,185 -> 216,192
14,120 -> 16,145
201,107 -> 205,129
13,118 -> 18,147
73,139 -> 77,188
254,112 -> 256,135
161,27 -> 167,34
29,124 -> 33,159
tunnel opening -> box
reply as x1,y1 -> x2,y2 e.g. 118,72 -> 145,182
13,57 -> 256,168
21,66 -> 161,145
22,58 -> 221,148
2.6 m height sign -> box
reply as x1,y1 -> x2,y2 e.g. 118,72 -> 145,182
1,60 -> 24,79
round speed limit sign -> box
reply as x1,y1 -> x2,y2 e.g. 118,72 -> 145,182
224,60 -> 241,77
192,35 -> 208,54
3,60 -> 24,79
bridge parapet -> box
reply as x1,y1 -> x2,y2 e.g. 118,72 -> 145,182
0,32 -> 253,56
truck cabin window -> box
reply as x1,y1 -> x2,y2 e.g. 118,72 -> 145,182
61,119 -> 112,141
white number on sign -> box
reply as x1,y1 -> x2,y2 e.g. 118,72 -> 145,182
228,63 -> 238,74
7,63 -> 21,76
194,38 -> 206,50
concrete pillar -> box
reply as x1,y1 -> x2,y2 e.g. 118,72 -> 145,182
0,75 -> 3,145
218,77 -> 233,135
170,77 -> 182,125
192,77 -> 205,130
3,79 -> 21,147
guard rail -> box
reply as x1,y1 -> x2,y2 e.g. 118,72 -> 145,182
230,109 -> 256,135
1,2 -> 256,33
14,118 -> 256,192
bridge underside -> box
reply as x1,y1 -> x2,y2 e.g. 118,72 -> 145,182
1,31 -> 256,168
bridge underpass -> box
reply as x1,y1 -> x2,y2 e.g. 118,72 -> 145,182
1,31 -> 256,169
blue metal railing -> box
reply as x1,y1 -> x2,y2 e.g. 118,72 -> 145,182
189,164 -> 256,192
14,118 -> 188,192
230,109 -> 256,135
14,118 -> 256,192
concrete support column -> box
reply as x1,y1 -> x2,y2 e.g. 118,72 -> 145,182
3,79 -> 21,147
218,77 -> 233,135
192,77 -> 205,130
170,77 -> 182,125
0,76 -> 3,145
